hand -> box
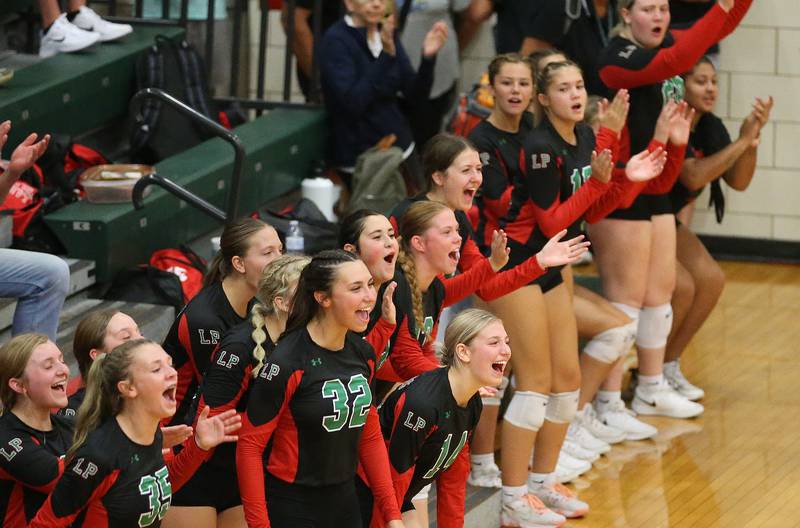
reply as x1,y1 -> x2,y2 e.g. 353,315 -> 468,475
7,132 -> 50,178
422,20 -> 449,58
160,424 -> 193,450
380,281 -> 397,326
625,147 -> 666,182
752,95 -> 774,127
488,229 -> 510,272
590,149 -> 613,184
653,100 -> 677,144
380,14 -> 396,57
667,101 -> 694,146
535,230 -> 591,269
740,95 -> 773,147
597,89 -> 629,135
718,0 -> 733,13
193,407 -> 241,450
0,120 -> 10,155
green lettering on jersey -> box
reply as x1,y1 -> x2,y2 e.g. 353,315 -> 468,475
415,316 -> 435,341
569,166 -> 592,194
422,430 -> 469,479
137,466 -> 171,527
321,374 -> 373,432
661,75 -> 685,103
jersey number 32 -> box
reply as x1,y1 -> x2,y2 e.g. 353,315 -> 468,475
321,374 -> 372,432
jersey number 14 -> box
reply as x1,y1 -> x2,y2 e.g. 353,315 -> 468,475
321,374 -> 372,432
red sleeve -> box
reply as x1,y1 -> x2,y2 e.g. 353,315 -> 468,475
237,370 -> 303,528
435,445 -> 471,528
643,142 -> 687,195
386,314 -> 441,381
365,318 -> 395,359
358,406 -> 402,524
531,177 -> 609,238
599,3 -> 728,89
454,237 -> 546,302
595,127 -> 620,159
717,0 -> 753,40
167,437 -> 212,492
441,257 -> 495,307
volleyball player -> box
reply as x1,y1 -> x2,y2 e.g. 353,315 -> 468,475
236,250 -> 403,528
590,0 -> 750,419
665,56 -> 772,399
163,255 -> 310,528
359,309 -> 510,528
162,217 -> 282,426
29,339 -> 241,527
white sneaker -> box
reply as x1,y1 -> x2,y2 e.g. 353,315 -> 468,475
39,14 -> 99,58
554,451 -> 591,483
71,6 -> 133,42
596,397 -> 658,441
561,439 -> 599,463
501,493 -> 566,527
468,461 -> 502,488
664,361 -> 705,401
530,477 -> 589,519
566,421 -> 611,455
576,404 -> 627,444
633,383 -> 704,419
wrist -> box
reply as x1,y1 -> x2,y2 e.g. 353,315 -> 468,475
534,252 -> 547,272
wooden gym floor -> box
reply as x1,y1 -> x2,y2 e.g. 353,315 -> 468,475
570,261 -> 800,528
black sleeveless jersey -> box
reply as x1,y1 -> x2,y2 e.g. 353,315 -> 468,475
0,412 -> 74,526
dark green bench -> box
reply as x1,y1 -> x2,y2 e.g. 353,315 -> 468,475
45,107 -> 328,281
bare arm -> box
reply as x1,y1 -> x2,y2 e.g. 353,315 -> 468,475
282,5 -> 314,79
679,136 -> 751,192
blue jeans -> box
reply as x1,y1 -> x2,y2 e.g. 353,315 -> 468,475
0,249 -> 70,340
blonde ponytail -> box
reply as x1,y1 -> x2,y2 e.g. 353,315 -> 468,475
397,248 -> 425,342
250,303 -> 271,378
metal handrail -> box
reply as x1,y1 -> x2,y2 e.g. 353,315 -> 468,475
129,87 -> 245,223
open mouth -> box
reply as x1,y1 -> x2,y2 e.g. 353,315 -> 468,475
384,251 -> 396,264
356,309 -> 371,324
51,380 -> 67,393
463,188 -> 477,201
571,103 -> 583,112
448,249 -> 460,264
508,97 -> 522,105
491,361 -> 506,374
163,385 -> 176,404
652,26 -> 663,38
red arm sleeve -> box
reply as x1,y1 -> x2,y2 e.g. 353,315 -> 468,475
717,0 -> 753,40
441,257 -> 495,307
166,436 -> 212,492
365,318 -> 395,359
435,445 -> 471,528
595,127 -> 620,159
643,143 -> 687,195
531,177 -> 609,238
358,406 -> 402,524
386,314 -> 441,381
599,4 -> 728,89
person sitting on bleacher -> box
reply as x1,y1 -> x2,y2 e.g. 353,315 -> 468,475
37,0 -> 133,58
0,121 -> 70,341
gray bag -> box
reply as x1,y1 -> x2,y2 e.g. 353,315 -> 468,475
346,145 -> 407,216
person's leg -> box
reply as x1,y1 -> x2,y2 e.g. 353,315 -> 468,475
217,506 -> 246,528
0,249 -> 69,341
38,0 -> 61,28
67,0 -> 85,11
162,507 -> 218,528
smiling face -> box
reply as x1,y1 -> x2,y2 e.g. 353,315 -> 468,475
122,343 -> 179,420
491,61 -> 534,118
624,0 -> 671,49
351,215 -> 398,285
457,320 -> 511,387
16,341 -> 70,410
539,65 -> 587,123
318,260 -> 377,333
344,0 -> 385,27
432,149 -> 483,212
414,209 -> 463,276
684,61 -> 718,114
237,226 -> 283,290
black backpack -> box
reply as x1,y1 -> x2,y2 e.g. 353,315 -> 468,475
131,35 -> 219,164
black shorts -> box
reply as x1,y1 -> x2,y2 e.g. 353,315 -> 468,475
606,193 -> 673,220
503,238 -> 564,294
171,460 -> 241,511
267,473 -> 362,528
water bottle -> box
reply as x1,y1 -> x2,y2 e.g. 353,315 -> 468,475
285,220 -> 305,255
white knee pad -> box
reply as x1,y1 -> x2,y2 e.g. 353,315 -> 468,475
544,390 -> 579,424
636,303 -> 673,349
583,321 -> 637,364
482,376 -> 509,406
611,302 -> 641,325
504,391 -> 548,431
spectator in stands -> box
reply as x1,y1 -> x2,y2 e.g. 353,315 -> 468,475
522,0 -> 618,97
319,0 -> 448,188
37,0 -> 133,58
0,121 -> 69,341
283,0 -> 342,101
399,0 -> 471,148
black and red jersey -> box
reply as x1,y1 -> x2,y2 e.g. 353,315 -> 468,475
0,412 -> 73,527
380,368 -> 481,528
58,388 -> 86,418
468,115 -> 533,250
505,117 -> 610,251
389,194 -> 544,302
236,328 -> 400,526
30,418 -> 210,527
162,281 -> 248,426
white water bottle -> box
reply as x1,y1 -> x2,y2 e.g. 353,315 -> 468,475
285,220 -> 305,255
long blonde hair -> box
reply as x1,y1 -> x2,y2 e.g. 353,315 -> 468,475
397,200 -> 451,339
251,254 -> 310,377
67,339 -> 152,462
0,333 -> 49,411
439,309 -> 501,367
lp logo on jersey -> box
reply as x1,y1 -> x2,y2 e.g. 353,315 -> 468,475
260,363 -> 280,380
479,151 -> 491,166
72,457 -> 99,479
404,412 -> 427,432
198,329 -> 220,345
531,153 -> 551,169
661,75 -> 685,103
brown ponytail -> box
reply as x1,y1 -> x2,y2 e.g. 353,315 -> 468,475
205,217 -> 272,286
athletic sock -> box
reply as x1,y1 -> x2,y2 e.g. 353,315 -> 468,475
470,453 -> 495,468
638,374 -> 664,395
502,485 -> 528,502
596,390 -> 622,404
67,10 -> 80,22
528,472 -> 548,488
